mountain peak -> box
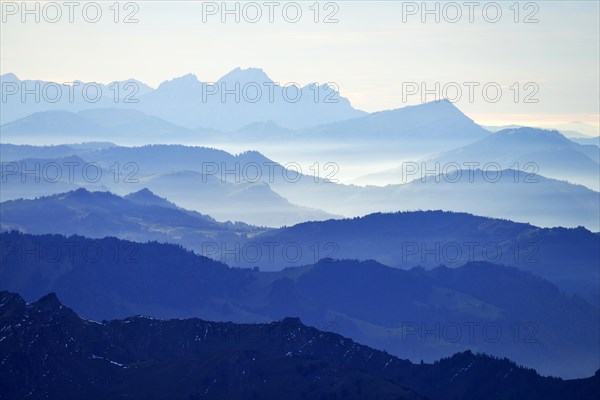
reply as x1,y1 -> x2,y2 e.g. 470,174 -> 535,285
107,78 -> 153,94
29,292 -> 80,321
0,72 -> 19,81
501,126 -> 560,135
32,292 -> 63,311
57,189 -> 122,203
129,187 -> 156,197
125,188 -> 177,209
376,99 -> 467,121
0,291 -> 26,312
157,73 -> 202,90
420,98 -> 458,109
217,67 -> 273,84
234,149 -> 273,164
278,316 -> 304,326
64,187 -> 94,197
496,127 -> 567,142
177,73 -> 199,81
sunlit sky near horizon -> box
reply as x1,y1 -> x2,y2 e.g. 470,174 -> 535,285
1,1 -> 599,132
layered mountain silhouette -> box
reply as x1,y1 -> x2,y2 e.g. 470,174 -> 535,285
135,172 -> 338,227
424,128 -> 599,190
2,191 -> 598,304
2,58 -> 597,400
0,110 -> 110,140
0,147 -> 337,227
2,291 -> 598,400
0,109 -> 199,144
483,123 -> 598,139
248,210 -> 600,302
0,73 -> 152,122
1,73 -> 485,148
355,127 -> 599,190
6,80 -> 598,204
2,143 -> 598,230
1,94 -> 488,158
300,99 -> 487,143
571,136 -> 600,147
0,142 -> 116,161
0,70 -> 365,131
0,188 -> 258,247
1,232 -> 598,378
205,99 -> 491,158
0,155 -> 112,200
270,168 -> 600,231
4,72 -> 597,202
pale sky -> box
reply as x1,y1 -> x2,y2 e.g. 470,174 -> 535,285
1,1 -> 599,131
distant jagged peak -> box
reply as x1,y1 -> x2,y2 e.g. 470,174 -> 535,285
0,72 -> 19,82
496,126 -> 565,139
410,98 -> 465,113
234,149 -> 274,164
33,292 -> 63,309
417,98 -> 455,107
0,291 -> 26,312
59,187 -> 94,198
0,291 -> 77,321
236,120 -> 292,133
217,66 -> 274,85
107,78 -> 153,93
56,188 -> 119,202
156,73 -> 202,90
370,98 -> 470,120
126,187 -> 158,198
124,188 -> 177,209
276,316 -> 305,327
176,72 -> 200,81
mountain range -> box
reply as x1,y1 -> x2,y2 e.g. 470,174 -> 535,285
2,62 -> 598,398
356,127 -> 600,190
6,78 -> 599,199
2,291 -> 599,399
0,96 -> 490,162
271,168 -> 600,231
484,122 -> 600,138
3,71 -> 598,195
0,70 -> 365,131
2,143 -> 598,230
0,147 -> 338,227
0,188 -> 259,247
298,99 -> 488,145
1,231 -> 598,378
354,127 -> 600,190
0,108 -> 208,145
2,189 -> 598,305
